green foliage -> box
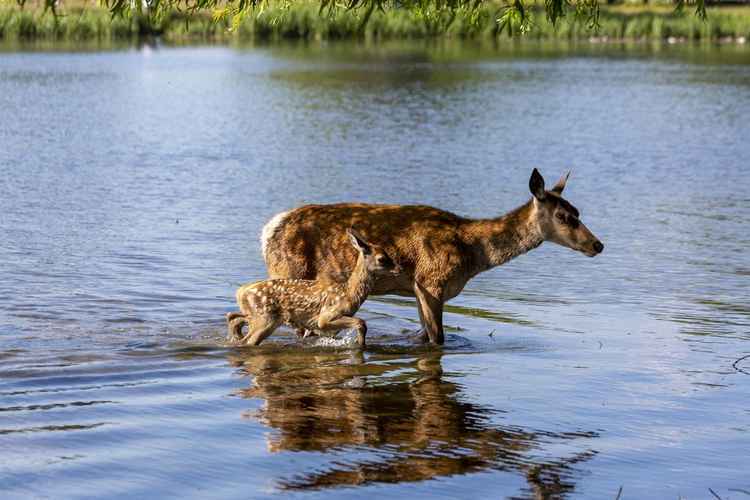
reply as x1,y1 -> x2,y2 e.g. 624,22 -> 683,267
1,3 -> 748,42
0,0 -> 619,35
0,0 -> 719,41
236,3 -> 750,40
498,0 -> 531,36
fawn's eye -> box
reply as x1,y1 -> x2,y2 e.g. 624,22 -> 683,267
377,255 -> 392,267
555,212 -> 567,223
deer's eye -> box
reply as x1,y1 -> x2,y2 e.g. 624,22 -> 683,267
555,212 -> 567,223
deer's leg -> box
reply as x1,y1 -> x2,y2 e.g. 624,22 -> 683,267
226,312 -> 244,321
241,316 -> 279,346
296,328 -> 321,339
415,298 -> 430,343
227,317 -> 247,342
226,312 -> 247,342
318,316 -> 367,347
414,282 -> 444,345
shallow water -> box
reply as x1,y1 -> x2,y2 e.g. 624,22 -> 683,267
1,41 -> 749,499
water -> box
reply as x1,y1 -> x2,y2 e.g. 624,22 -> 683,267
1,41 -> 749,499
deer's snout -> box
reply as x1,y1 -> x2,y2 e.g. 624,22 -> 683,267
593,241 -> 604,254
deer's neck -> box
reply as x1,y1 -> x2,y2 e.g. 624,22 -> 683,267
462,200 -> 544,273
345,257 -> 374,307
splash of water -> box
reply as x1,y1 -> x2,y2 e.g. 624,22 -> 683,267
309,330 -> 358,348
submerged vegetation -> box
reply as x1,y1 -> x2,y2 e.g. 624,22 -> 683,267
0,1 -> 749,42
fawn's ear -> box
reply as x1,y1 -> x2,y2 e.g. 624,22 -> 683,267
529,168 -> 546,201
347,228 -> 372,255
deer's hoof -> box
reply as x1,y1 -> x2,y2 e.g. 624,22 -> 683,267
298,329 -> 321,339
355,331 -> 367,348
410,329 -> 430,344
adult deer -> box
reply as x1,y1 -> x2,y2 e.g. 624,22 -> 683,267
261,169 -> 603,345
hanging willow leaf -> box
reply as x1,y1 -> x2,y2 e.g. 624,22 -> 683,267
545,0 -> 566,26
695,0 -> 707,21
42,0 -> 57,16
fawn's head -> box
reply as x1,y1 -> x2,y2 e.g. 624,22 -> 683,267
347,228 -> 400,275
529,168 -> 604,257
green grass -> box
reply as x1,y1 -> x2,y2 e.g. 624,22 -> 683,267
1,2 -> 749,42
0,8 -> 229,41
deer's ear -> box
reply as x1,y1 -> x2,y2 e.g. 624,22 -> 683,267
529,168 -> 546,201
551,170 -> 570,194
347,228 -> 372,255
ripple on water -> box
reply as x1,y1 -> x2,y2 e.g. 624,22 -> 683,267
2,43 -> 750,499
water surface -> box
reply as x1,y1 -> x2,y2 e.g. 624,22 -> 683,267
1,41 -> 749,499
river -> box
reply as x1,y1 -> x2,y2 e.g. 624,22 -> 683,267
1,40 -> 749,499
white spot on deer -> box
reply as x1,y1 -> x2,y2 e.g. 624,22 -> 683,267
261,210 -> 291,262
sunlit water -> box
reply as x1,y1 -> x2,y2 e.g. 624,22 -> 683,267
1,41 -> 749,499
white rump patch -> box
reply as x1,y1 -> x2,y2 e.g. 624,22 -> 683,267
260,210 -> 291,262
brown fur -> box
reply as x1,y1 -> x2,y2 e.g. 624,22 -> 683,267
228,230 -> 397,347
262,170 -> 603,345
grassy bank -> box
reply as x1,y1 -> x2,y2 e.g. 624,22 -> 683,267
0,8 -> 224,41
1,2 -> 749,42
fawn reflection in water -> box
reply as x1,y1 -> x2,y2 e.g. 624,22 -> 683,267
227,347 -> 597,498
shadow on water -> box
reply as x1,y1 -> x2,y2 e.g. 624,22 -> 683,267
226,346 -> 598,498
374,296 -> 536,327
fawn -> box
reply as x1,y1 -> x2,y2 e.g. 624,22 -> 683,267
260,169 -> 604,345
227,229 -> 398,347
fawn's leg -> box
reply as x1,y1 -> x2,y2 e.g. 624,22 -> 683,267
226,312 -> 246,341
414,282 -> 445,345
318,316 -> 367,347
240,315 -> 280,346
296,328 -> 320,339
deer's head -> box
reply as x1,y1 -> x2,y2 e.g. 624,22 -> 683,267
347,228 -> 400,275
529,169 -> 604,257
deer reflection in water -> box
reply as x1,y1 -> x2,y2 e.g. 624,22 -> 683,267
227,348 -> 597,499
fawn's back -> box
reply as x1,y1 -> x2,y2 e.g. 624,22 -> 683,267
237,279 -> 348,331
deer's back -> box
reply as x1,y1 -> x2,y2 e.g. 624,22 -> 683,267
262,203 -> 471,292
